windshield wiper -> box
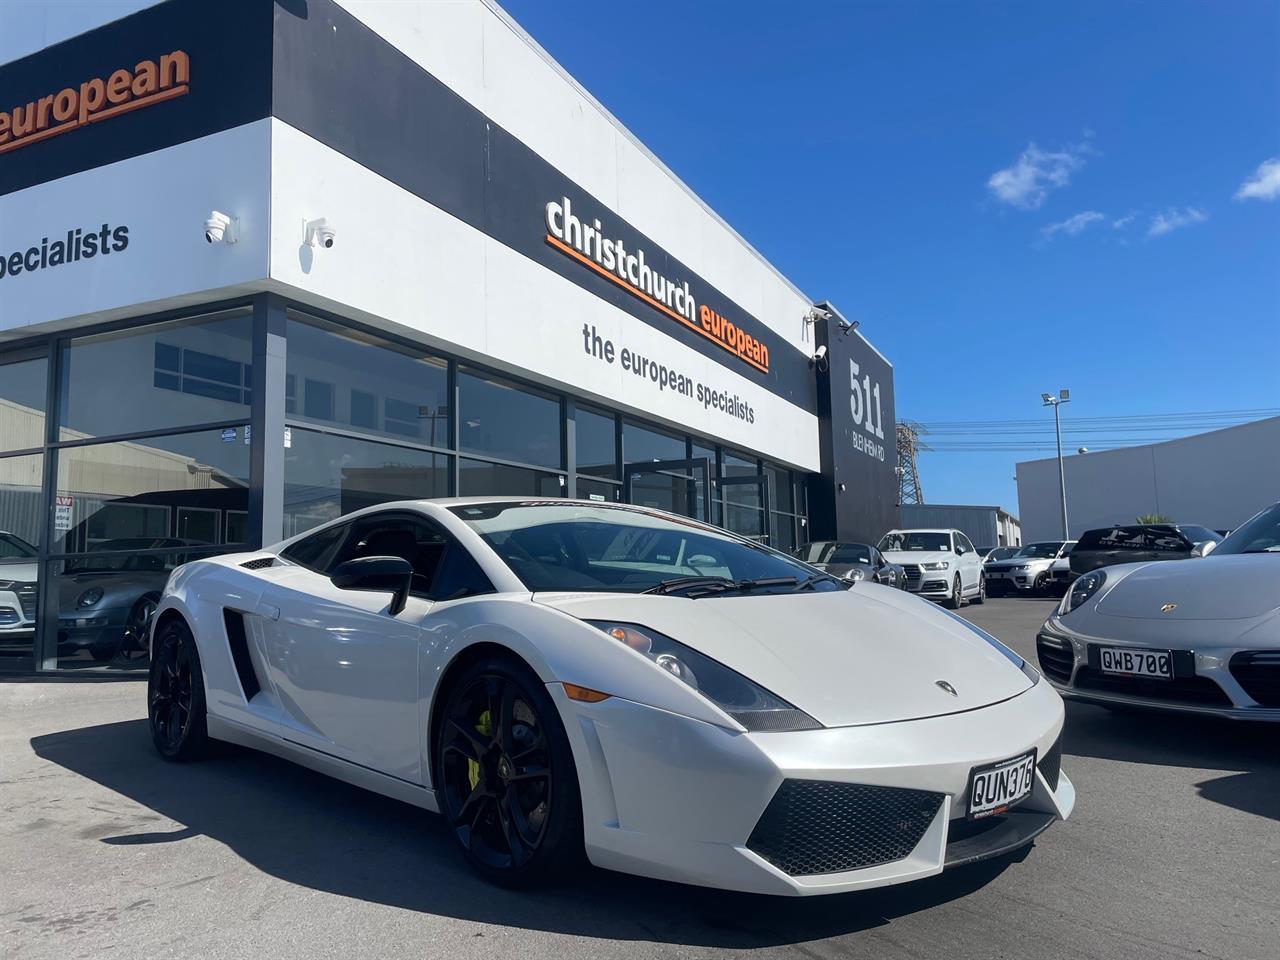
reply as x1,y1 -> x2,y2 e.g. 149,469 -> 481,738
793,573 -> 843,591
641,576 -> 735,595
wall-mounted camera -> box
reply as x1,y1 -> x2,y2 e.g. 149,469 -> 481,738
812,300 -> 859,336
810,344 -> 829,372
304,217 -> 336,249
204,211 -> 238,244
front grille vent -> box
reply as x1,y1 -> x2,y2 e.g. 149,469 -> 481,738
1073,668 -> 1231,706
240,557 -> 275,570
1038,735 -> 1062,792
1230,651 -> 1280,707
1036,634 -> 1074,684
223,609 -> 261,701
747,780 -> 943,877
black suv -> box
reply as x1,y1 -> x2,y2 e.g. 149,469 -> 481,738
1069,523 -> 1223,576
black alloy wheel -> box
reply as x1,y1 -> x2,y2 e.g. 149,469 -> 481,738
1034,571 -> 1049,595
120,595 -> 160,662
147,618 -> 208,760
437,657 -> 582,885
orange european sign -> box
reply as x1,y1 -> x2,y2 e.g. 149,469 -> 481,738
0,50 -> 190,155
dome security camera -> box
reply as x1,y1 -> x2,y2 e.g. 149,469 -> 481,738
204,211 -> 237,244
304,217 -> 336,249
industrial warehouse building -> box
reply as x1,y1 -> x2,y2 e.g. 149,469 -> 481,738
1016,416 -> 1280,542
900,504 -> 1022,551
0,0 -> 900,673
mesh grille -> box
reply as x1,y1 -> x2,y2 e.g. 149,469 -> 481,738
1230,651 -> 1280,707
1038,734 -> 1062,792
0,608 -> 18,625
747,780 -> 944,877
240,557 -> 275,570
15,582 -> 37,620
1036,634 -> 1075,684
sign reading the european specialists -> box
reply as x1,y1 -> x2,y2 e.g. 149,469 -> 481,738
545,197 -> 771,374
0,50 -> 189,155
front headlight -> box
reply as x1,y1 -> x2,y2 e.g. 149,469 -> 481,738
1060,569 -> 1106,615
846,568 -> 866,582
922,560 -> 950,571
76,587 -> 104,609
589,621 -> 821,731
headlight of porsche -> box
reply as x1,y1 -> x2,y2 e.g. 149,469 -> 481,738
76,587 -> 104,609
588,621 -> 821,731
846,568 -> 866,582
922,560 -> 950,571
1060,569 -> 1106,616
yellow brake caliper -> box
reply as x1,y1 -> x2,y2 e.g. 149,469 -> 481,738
467,710 -> 492,791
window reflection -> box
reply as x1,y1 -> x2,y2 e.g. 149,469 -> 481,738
0,355 -> 47,453
59,309 -> 253,441
459,368 -> 560,468
0,459 -> 41,669
54,429 -> 251,553
284,427 -> 451,537
459,458 -> 563,497
623,421 -> 684,464
576,407 -> 617,479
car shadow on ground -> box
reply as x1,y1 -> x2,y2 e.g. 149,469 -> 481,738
1062,701 -> 1280,822
31,719 -> 1022,948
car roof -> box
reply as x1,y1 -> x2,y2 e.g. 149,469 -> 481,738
884,528 -> 953,534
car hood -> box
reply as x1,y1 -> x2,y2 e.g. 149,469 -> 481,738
0,561 -> 38,584
880,550 -> 952,567
989,556 -> 1052,570
536,586 -> 1033,727
1096,554 -> 1280,621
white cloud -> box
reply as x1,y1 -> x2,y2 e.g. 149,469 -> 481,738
1235,157 -> 1280,201
1041,210 -> 1106,239
987,142 -> 1092,209
1147,207 -> 1208,237
1112,213 -> 1136,229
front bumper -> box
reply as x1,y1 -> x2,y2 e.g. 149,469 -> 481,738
1037,619 -> 1280,722
552,679 -> 1073,895
56,605 -> 131,652
985,568 -> 1041,591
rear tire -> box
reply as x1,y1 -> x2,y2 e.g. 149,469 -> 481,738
944,575 -> 963,609
147,617 -> 208,761
435,655 -> 583,887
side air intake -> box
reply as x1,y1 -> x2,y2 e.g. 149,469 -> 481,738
223,608 -> 261,701
241,556 -> 275,570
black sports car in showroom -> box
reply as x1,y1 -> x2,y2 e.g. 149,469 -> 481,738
793,541 -> 906,588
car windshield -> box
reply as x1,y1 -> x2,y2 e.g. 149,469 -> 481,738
878,531 -> 951,552
1014,542 -> 1064,559
64,539 -> 192,573
986,547 -> 1017,561
794,542 -> 871,565
0,532 -> 37,560
1178,525 -> 1222,544
451,502 -> 845,594
1212,504 -> 1280,555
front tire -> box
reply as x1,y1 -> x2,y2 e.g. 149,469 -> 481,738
147,618 -> 208,761
435,656 -> 583,886
971,575 -> 986,604
944,575 -> 963,609
1033,572 -> 1049,595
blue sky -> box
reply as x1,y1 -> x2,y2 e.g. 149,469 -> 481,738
503,0 -> 1280,510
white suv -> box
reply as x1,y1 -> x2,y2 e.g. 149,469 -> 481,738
877,528 -> 985,608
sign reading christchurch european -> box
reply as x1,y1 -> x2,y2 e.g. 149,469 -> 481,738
545,197 -> 771,374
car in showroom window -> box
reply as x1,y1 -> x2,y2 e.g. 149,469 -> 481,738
145,497 -> 1073,896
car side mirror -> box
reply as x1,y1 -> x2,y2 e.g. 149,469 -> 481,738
330,555 -> 414,615
955,545 -> 965,555
1191,541 -> 1216,558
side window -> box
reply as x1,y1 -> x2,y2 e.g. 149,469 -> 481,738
957,533 -> 975,555
429,544 -> 495,601
281,522 -> 350,571
329,513 -> 449,596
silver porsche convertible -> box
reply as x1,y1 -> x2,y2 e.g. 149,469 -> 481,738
1037,502 -> 1280,721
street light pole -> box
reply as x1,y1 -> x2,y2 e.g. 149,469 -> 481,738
1041,390 -> 1071,540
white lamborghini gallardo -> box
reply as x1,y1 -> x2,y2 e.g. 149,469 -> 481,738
147,498 -> 1074,895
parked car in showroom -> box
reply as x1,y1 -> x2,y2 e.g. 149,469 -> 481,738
147,498 -> 1072,894
0,532 -> 39,649
877,528 -> 985,607
983,541 -> 1071,596
1069,523 -> 1222,577
1038,502 -> 1280,720
793,540 -> 905,588
59,538 -> 203,663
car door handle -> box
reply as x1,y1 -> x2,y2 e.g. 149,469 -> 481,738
255,601 -> 281,621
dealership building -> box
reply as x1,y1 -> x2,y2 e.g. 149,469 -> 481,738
0,0 -> 900,673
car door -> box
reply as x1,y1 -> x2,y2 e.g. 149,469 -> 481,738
955,532 -> 980,592
259,511 -> 446,784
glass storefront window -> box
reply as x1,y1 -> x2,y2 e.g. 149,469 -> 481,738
576,476 -> 620,503
1,354 -> 48,453
0,453 -> 42,670
459,368 -> 561,469
575,407 -> 617,479
459,458 -> 563,497
722,450 -> 758,478
623,420 -> 685,464
59,308 -> 253,441
765,464 -> 793,514
285,313 -> 451,447
53,428 -> 251,553
283,427 -> 451,537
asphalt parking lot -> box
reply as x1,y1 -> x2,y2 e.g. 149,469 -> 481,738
2,597 -> 1277,960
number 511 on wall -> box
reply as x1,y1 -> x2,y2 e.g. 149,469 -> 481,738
850,360 -> 886,439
